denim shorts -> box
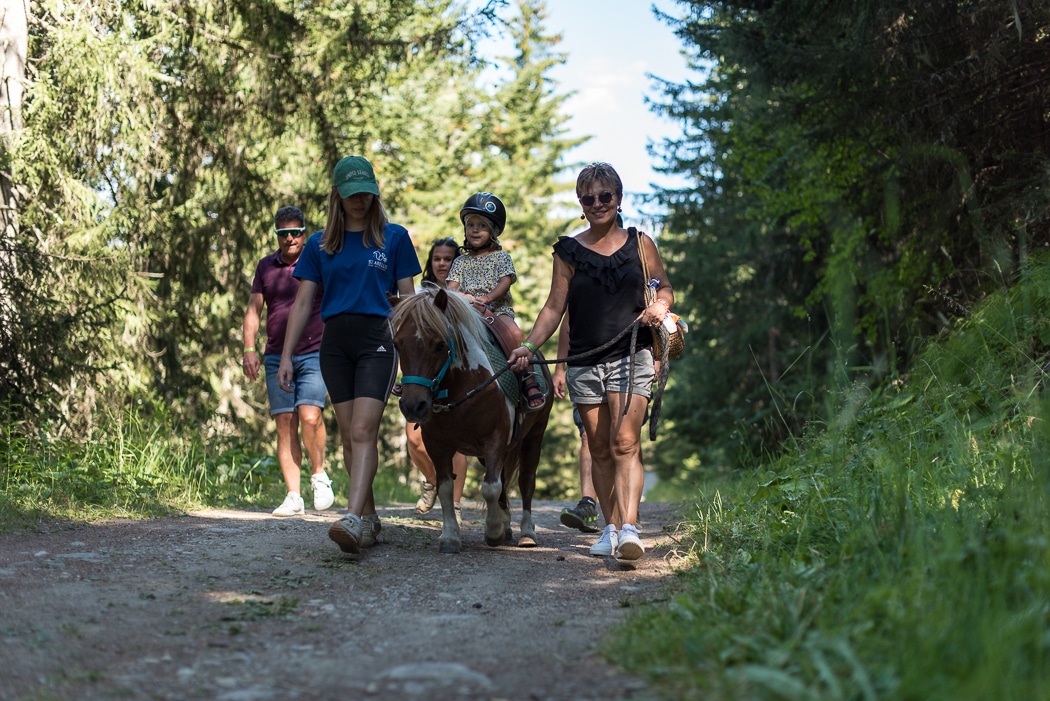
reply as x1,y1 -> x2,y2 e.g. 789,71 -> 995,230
567,349 -> 655,405
572,404 -> 584,436
264,352 -> 327,415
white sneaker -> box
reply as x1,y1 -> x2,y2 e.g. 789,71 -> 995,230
272,492 -> 305,517
311,472 -> 335,510
590,524 -> 618,557
616,523 -> 645,561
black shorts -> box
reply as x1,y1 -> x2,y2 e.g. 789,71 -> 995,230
319,314 -> 398,403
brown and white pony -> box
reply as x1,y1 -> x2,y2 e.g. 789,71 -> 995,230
390,287 -> 552,553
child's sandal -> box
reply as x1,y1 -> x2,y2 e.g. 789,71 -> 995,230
522,376 -> 546,412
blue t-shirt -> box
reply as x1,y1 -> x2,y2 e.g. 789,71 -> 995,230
294,223 -> 422,320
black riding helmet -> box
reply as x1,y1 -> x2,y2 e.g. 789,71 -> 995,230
459,192 -> 506,237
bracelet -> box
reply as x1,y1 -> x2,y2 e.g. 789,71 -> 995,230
521,341 -> 538,354
244,348 -> 256,353
655,299 -> 670,308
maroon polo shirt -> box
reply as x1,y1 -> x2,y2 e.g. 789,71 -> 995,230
250,251 -> 324,356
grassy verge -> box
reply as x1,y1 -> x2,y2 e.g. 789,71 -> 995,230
613,259 -> 1050,699
0,405 -> 421,532
0,386 -> 581,533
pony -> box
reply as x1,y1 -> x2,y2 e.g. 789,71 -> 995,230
390,286 -> 553,553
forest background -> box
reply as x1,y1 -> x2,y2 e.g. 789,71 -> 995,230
4,1 -> 1050,697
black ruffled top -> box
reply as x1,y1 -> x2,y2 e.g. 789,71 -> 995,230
553,228 -> 652,366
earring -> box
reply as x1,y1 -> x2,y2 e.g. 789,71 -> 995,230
617,206 -> 622,213
580,212 -> 586,220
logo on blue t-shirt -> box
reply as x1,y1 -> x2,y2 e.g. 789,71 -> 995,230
370,250 -> 388,271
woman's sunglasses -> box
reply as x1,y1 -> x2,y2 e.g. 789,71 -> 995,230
579,191 -> 615,207
275,227 -> 306,238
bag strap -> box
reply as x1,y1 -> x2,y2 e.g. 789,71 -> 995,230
631,227 -> 653,300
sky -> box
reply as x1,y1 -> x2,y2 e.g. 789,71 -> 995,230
474,1 -> 697,229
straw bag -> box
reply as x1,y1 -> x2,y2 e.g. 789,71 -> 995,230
636,229 -> 686,361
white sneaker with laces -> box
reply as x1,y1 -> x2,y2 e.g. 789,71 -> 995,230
616,523 -> 645,560
590,524 -> 618,557
272,492 -> 305,517
311,472 -> 335,511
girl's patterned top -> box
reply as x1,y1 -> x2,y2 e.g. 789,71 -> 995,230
447,249 -> 517,318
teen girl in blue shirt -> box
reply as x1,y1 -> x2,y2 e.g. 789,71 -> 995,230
279,155 -> 421,554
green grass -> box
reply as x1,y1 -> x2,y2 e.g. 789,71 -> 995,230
0,386 -> 579,533
611,258 -> 1050,700
0,402 -> 422,531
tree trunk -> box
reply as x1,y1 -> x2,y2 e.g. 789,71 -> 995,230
0,0 -> 25,228
0,0 -> 26,381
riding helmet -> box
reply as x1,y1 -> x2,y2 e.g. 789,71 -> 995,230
459,192 -> 507,236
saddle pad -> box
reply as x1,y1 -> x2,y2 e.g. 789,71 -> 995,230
480,330 -> 548,402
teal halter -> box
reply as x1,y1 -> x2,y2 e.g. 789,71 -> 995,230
400,333 -> 457,400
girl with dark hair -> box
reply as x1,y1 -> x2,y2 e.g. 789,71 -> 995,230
421,236 -> 459,286
409,238 -> 468,516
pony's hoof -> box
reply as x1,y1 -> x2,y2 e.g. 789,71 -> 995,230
484,535 -> 504,547
439,540 -> 461,554
517,535 -> 537,548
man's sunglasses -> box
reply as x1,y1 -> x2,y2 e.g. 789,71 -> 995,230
579,191 -> 615,207
275,227 -> 306,238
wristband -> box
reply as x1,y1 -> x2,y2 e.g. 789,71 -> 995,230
655,299 -> 670,308
521,341 -> 538,354
244,348 -> 256,353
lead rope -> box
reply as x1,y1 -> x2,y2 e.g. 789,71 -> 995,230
432,316 -> 671,439
432,319 -> 642,412
620,316 -> 670,440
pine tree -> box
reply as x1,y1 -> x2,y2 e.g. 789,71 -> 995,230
651,0 -> 1050,467
3,0 -> 578,457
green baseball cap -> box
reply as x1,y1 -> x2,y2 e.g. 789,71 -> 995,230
333,156 -> 380,198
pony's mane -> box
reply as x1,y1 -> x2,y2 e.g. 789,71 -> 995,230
390,287 -> 490,364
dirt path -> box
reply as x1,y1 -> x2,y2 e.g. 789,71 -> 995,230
0,500 -> 687,701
